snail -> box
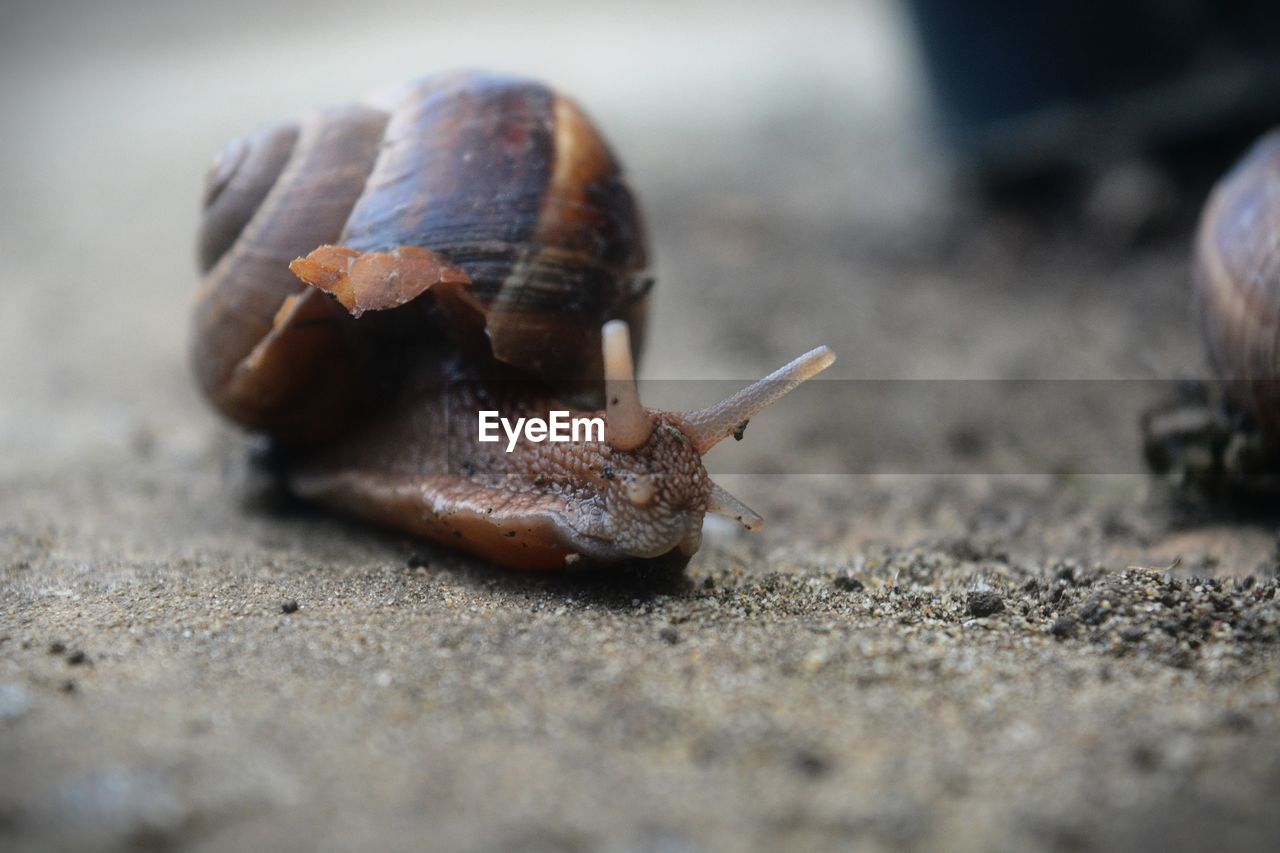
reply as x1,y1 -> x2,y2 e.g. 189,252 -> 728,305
192,71 -> 835,570
1144,129 -> 1280,489
1194,129 -> 1280,433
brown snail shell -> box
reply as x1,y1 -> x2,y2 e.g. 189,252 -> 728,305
1194,129 -> 1280,435
192,71 -> 650,444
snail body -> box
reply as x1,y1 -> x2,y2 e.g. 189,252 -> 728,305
192,71 -> 834,570
1194,129 -> 1280,435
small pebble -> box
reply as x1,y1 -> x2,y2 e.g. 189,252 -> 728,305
407,554 -> 429,569
1119,626 -> 1145,643
791,747 -> 831,778
966,591 -> 1004,618
1050,616 -> 1077,639
281,600 -> 299,614
48,641 -> 66,655
1219,710 -> 1253,732
60,680 -> 76,694
659,626 -> 680,645
1079,597 -> 1111,626
833,574 -> 864,592
1130,742 -> 1160,772
66,651 -> 88,666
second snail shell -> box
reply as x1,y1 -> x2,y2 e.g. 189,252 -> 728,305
1194,130 -> 1280,435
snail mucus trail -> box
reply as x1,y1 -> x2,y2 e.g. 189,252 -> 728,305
192,71 -> 836,570
1143,129 -> 1280,493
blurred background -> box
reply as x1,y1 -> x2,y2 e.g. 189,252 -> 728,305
3,2 -> 1280,851
910,0 -> 1280,184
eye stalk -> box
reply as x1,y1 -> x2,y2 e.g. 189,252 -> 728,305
677,345 -> 837,454
603,320 -> 656,450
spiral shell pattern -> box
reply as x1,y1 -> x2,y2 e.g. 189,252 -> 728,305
192,72 -> 650,442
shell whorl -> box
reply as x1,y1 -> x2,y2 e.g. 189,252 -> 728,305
192,72 -> 651,443
1194,130 -> 1280,435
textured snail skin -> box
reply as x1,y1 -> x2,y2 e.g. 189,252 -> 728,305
1194,130 -> 1280,435
290,357 -> 713,570
191,71 -> 834,570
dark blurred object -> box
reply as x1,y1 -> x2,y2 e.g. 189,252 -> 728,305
1141,129 -> 1280,498
906,1 -> 1280,187
1142,379 -> 1280,499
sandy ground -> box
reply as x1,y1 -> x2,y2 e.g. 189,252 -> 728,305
2,2 -> 1278,851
